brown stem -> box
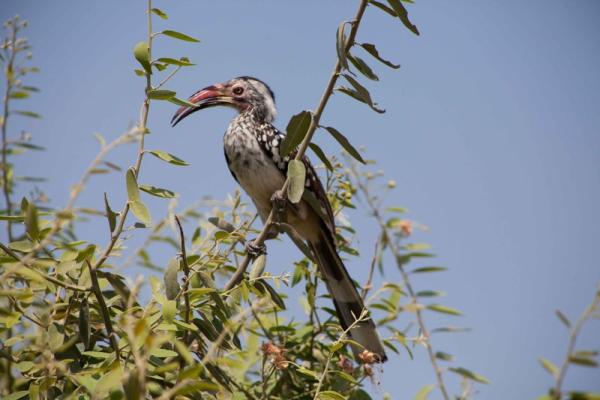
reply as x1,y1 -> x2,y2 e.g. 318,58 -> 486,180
224,0 -> 370,291
350,164 -> 451,400
86,259 -> 121,360
174,215 -> 191,345
361,235 -> 381,300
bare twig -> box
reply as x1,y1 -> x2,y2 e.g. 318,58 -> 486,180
224,0 -> 370,290
174,214 -> 191,345
349,163 -> 451,400
361,235 -> 382,300
552,287 -> 600,400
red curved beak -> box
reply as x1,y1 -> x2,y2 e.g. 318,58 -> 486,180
171,84 -> 230,127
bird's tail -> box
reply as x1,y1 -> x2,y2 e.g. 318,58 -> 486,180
309,229 -> 387,363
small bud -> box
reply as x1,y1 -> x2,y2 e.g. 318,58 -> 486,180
387,180 -> 396,189
398,220 -> 412,236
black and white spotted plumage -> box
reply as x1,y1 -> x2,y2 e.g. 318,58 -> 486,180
172,76 -> 387,363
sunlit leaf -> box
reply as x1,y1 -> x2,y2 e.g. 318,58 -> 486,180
159,30 -> 200,42
151,8 -> 168,19
287,159 -> 306,204
25,201 -> 39,240
318,391 -> 347,400
140,184 -> 177,198
133,41 -> 151,74
249,254 -> 267,280
539,357 -> 558,377
156,57 -> 194,66
414,384 -> 435,400
147,89 -> 176,100
164,258 -> 180,300
147,150 -> 190,166
130,200 -> 151,225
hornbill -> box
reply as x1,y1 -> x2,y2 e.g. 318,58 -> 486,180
171,76 -> 387,363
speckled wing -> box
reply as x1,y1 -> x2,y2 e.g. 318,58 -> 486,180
253,122 -> 336,239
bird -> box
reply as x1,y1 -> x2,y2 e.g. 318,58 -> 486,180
171,76 -> 387,363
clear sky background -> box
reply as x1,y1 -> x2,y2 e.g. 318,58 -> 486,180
1,1 -> 599,399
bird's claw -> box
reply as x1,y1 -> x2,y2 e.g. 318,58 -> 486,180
271,190 -> 287,223
245,239 -> 267,257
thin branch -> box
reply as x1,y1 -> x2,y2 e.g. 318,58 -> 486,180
85,259 -> 121,360
174,214 -> 191,345
224,0 -> 370,290
552,287 -> 600,400
349,163 -> 451,400
361,234 -> 381,300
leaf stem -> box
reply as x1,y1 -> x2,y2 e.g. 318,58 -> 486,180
174,214 -> 192,345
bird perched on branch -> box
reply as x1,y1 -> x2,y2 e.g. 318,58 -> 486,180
171,76 -> 386,363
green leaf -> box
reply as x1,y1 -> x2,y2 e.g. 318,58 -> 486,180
249,254 -> 267,280
25,201 -> 39,240
168,96 -> 199,108
162,299 -> 177,323
336,21 -> 350,70
435,351 -> 453,361
147,89 -> 176,100
164,258 -> 180,300
369,0 -> 397,17
78,297 -> 90,350
339,74 -> 385,113
318,391 -> 347,400
539,357 -> 558,377
427,304 -> 462,316
296,366 -> 319,379
569,354 -> 598,367
414,384 -> 435,400
386,0 -> 420,35
280,110 -> 313,157
9,91 -> 29,99
140,184 -> 177,198
448,367 -> 491,384
14,110 -> 42,119
323,126 -> 365,164
133,41 -> 151,74
3,391 -> 28,400
348,54 -> 379,81
412,266 -> 447,274
95,362 -> 124,395
147,150 -> 190,166
555,309 -> 571,328
156,57 -> 195,66
416,290 -> 445,297
130,200 -> 151,225
349,389 -> 373,400
308,142 -> 333,171
360,43 -> 400,69
160,30 -> 200,43
208,217 -> 235,233
126,168 -> 140,201
287,160 -> 306,204
151,8 -> 168,19
104,193 -> 117,233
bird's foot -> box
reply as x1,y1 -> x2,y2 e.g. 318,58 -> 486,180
245,240 -> 267,257
271,190 -> 287,223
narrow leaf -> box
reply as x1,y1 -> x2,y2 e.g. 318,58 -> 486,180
160,30 -> 200,43
287,160 -> 306,204
412,266 -> 447,274
104,193 -> 117,232
164,258 -> 180,300
280,111 -> 313,157
386,0 -> 420,35
336,22 -> 350,70
207,217 -> 235,233
360,43 -> 400,69
25,202 -> 39,240
414,384 -> 435,400
130,200 -> 151,225
14,110 -> 42,119
249,254 -> 267,280
539,357 -> 558,377
147,89 -> 176,100
151,8 -> 168,19
448,367 -> 491,384
148,150 -> 189,166
348,54 -> 379,81
427,304 -> 462,316
341,74 -> 385,113
156,57 -> 195,66
369,0 -> 397,17
555,309 -> 571,328
308,142 -> 333,171
139,184 -> 177,198
125,168 -> 140,201
323,126 -> 365,164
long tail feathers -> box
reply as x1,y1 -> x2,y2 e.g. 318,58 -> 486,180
308,230 -> 387,363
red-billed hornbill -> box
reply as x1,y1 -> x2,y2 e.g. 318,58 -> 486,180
171,76 -> 386,363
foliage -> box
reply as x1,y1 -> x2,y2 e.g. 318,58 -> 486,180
0,1 -> 597,400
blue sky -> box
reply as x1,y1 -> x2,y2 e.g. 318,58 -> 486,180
1,1 -> 599,398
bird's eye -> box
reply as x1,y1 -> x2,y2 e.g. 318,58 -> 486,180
232,86 -> 244,95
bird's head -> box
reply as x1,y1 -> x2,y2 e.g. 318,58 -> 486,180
171,76 -> 276,126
